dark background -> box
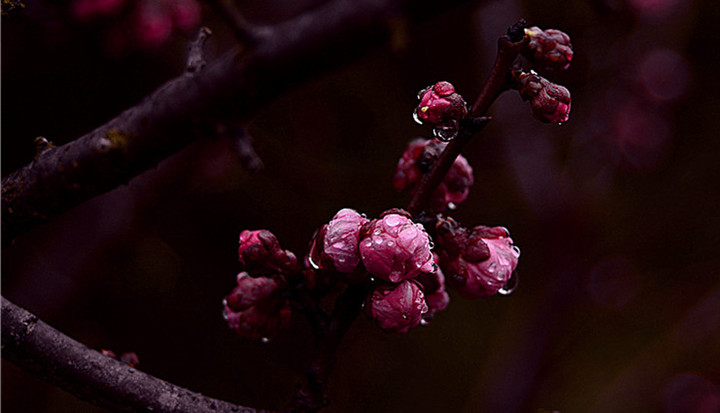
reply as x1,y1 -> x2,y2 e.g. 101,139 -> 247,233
3,0 -> 720,412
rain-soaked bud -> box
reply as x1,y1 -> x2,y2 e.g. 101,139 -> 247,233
416,254 -> 450,325
238,229 -> 299,276
359,210 -> 434,283
414,81 -> 469,141
307,208 -> 369,281
514,71 -> 571,124
223,272 -> 291,341
392,138 -> 474,211
436,217 -> 520,298
365,280 -> 428,333
523,26 -> 573,72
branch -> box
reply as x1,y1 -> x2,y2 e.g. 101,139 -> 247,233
1,0 -> 477,244
1,297 -> 272,413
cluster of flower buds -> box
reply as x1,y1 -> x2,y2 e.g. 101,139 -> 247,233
512,26 -> 573,124
392,138 -> 474,211
513,70 -> 572,124
413,81 -> 469,141
70,0 -> 201,52
435,216 -> 520,299
223,230 -> 299,341
309,208 -> 445,333
223,272 -> 291,341
522,26 -> 574,72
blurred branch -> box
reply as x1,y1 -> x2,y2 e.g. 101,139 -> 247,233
1,297 -> 273,413
205,0 -> 258,46
1,0 -> 477,244
186,26 -> 214,73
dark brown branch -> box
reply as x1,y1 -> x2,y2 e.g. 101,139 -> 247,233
1,297 -> 272,413
288,283 -> 370,413
407,24 -> 528,216
1,0 -> 476,244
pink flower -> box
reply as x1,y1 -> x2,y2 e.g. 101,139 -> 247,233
392,138 -> 474,211
436,218 -> 520,298
515,71 -> 571,124
359,210 -> 434,283
238,229 -> 299,276
365,280 -> 428,333
223,272 -> 291,341
308,208 -> 369,276
523,26 -> 573,72
414,81 -> 468,141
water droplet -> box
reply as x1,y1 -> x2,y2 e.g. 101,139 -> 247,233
417,87 -> 429,100
337,257 -> 346,263
432,125 -> 458,141
487,263 -> 497,274
308,255 -> 320,270
222,307 -> 229,321
369,276 -> 376,282
402,313 -> 408,320
428,240 -> 435,249
512,245 -> 521,257
360,213 -> 368,219
373,229 -> 382,235
420,319 -> 430,327
387,241 -> 395,247
447,202 -> 457,210
498,270 -> 519,295
413,110 -> 424,125
260,337 -> 271,344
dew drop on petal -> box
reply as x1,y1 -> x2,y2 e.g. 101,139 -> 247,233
260,337 -> 271,344
222,307 -> 229,321
498,270 -> 519,296
420,319 -> 430,327
413,110 -> 424,125
308,254 -> 320,270
447,202 -> 457,210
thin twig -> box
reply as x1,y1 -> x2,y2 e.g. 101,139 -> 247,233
187,26 -> 214,73
205,0 -> 258,46
1,297 -> 273,413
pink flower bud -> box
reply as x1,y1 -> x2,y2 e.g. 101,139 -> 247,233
436,218 -> 520,298
523,26 -> 573,72
134,4 -> 173,48
225,272 -> 282,311
223,273 -> 291,341
359,210 -> 434,283
515,71 -> 571,124
238,230 -> 299,276
392,138 -> 474,211
169,0 -> 201,31
414,81 -> 469,141
308,208 -> 369,277
416,255 -> 450,324
365,280 -> 428,333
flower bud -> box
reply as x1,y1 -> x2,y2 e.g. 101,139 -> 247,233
416,255 -> 450,324
392,138 -> 474,211
238,229 -> 299,276
307,208 -> 369,278
514,71 -> 571,124
223,272 -> 291,341
414,81 -> 469,141
523,26 -> 573,72
359,210 -> 434,283
365,280 -> 428,333
436,218 -> 520,298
